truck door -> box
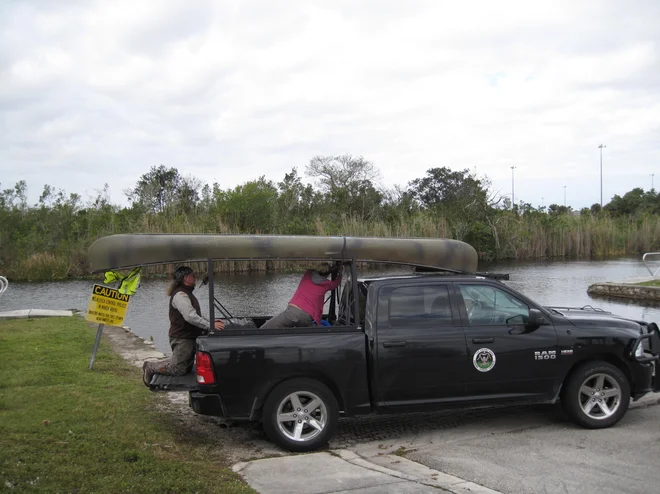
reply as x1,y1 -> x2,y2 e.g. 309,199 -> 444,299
374,283 -> 470,408
457,283 -> 559,401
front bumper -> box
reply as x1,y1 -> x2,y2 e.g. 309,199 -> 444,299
629,361 -> 655,399
189,392 -> 226,417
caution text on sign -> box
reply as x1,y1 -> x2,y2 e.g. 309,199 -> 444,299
86,284 -> 130,327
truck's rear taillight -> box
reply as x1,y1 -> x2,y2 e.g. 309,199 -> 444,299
196,351 -> 215,384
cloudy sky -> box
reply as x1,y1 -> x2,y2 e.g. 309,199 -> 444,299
1,0 -> 659,209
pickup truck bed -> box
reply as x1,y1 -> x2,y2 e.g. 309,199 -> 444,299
192,327 -> 372,419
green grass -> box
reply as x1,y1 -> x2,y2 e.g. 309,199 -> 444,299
0,317 -> 254,494
635,280 -> 660,287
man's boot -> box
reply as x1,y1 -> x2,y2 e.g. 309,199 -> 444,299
142,361 -> 161,387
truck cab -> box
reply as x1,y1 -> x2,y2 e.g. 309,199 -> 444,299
374,276 -> 563,407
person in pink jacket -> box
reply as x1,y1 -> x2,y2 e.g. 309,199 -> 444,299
261,264 -> 342,328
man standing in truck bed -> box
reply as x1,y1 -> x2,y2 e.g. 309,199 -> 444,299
142,266 -> 224,386
261,263 -> 342,328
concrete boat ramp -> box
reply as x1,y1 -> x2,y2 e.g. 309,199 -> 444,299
0,309 -> 77,319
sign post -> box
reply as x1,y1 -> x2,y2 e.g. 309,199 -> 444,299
86,284 -> 131,370
88,324 -> 105,370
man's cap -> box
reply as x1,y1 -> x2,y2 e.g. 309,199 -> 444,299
173,266 -> 193,282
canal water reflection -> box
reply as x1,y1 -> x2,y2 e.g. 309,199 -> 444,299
1,257 -> 658,355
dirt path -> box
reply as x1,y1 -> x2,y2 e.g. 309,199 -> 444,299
100,323 -> 285,463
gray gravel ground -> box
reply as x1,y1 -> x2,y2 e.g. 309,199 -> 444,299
350,398 -> 660,494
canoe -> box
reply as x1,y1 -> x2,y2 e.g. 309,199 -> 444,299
87,234 -> 478,273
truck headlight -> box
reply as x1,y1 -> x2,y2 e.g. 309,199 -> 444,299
634,341 -> 644,358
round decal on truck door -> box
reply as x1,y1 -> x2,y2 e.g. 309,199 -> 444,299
473,348 -> 496,372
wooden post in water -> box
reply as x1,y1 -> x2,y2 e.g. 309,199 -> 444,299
88,324 -> 104,370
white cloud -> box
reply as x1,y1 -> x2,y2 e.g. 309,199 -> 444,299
1,0 -> 659,209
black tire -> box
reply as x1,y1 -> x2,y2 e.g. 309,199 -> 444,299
560,361 -> 630,429
262,378 -> 338,452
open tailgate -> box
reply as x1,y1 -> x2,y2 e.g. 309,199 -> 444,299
149,373 -> 199,392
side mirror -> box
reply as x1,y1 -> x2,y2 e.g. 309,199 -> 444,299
526,308 -> 547,329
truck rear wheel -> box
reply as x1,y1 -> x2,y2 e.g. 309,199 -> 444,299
262,378 -> 338,452
560,361 -> 630,429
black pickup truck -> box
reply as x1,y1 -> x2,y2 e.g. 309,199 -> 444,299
152,273 -> 660,452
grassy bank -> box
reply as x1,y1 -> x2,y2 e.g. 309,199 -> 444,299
635,280 -> 660,287
0,317 -> 254,493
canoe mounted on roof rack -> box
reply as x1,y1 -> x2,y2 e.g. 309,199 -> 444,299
87,234 -> 478,273
85,234 -> 478,387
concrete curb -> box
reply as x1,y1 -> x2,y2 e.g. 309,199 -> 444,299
333,449 -> 501,494
232,449 -> 501,494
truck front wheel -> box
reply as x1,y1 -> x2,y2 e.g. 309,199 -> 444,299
262,378 -> 339,452
560,361 -> 630,429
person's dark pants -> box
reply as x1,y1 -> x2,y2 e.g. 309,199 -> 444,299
260,305 -> 314,329
166,337 -> 197,374
143,338 -> 196,385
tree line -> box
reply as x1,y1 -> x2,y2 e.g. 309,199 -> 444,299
2,155 -> 660,280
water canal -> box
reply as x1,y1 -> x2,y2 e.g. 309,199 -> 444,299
2,257 -> 658,355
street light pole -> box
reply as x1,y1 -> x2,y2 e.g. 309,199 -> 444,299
598,144 -> 606,206
652,174 -> 655,191
511,166 -> 516,208
563,185 -> 567,207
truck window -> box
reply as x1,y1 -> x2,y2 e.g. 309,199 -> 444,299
458,284 -> 529,325
389,285 -> 452,327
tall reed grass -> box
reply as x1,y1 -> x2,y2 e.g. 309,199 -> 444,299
4,212 -> 660,281
14,253 -> 75,281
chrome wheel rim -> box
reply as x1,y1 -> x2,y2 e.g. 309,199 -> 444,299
276,391 -> 327,442
578,373 -> 621,420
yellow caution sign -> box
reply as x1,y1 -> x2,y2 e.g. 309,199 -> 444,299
86,284 -> 130,327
